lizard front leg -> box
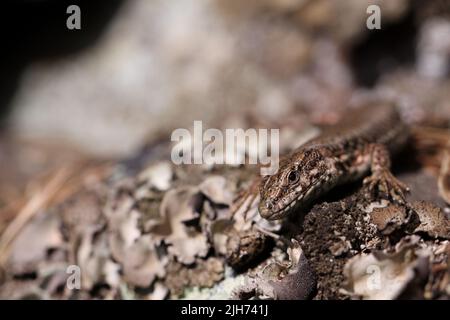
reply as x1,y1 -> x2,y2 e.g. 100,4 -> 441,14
230,177 -> 261,219
363,143 -> 409,204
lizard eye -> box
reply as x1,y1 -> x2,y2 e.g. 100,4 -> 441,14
287,171 -> 299,184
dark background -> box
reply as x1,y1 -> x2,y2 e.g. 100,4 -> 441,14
0,0 -> 124,125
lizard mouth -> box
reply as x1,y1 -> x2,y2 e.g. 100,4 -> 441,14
261,175 -> 328,220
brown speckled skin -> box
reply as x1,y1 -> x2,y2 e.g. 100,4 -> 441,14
259,104 -> 410,220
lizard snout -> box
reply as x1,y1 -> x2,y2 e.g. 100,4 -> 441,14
265,199 -> 274,210
258,199 -> 276,219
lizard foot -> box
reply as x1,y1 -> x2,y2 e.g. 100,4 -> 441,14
363,170 -> 410,204
229,177 -> 261,218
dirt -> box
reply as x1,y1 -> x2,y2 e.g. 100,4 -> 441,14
282,186 -> 377,299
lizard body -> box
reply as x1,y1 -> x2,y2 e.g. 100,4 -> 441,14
258,104 -> 410,220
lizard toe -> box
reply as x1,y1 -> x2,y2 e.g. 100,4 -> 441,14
363,170 -> 409,204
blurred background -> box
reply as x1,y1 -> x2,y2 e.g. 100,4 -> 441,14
0,0 -> 449,233
0,0 -> 450,228
0,0 -> 449,300
1,0 -> 449,145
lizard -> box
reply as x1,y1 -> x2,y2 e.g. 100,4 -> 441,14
233,103 -> 410,221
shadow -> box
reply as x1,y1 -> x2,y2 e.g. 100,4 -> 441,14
349,5 -> 418,87
280,180 -> 362,238
0,0 -> 126,126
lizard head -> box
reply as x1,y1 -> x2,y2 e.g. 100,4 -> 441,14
258,147 -> 335,220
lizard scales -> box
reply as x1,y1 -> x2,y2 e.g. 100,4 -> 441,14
258,104 -> 410,220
